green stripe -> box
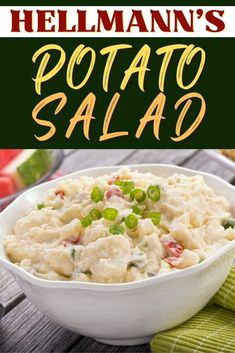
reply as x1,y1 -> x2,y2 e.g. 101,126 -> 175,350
151,266 -> 235,353
151,305 -> 235,353
213,267 -> 235,311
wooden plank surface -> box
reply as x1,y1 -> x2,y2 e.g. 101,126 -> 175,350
62,149 -> 76,156
183,149 -> 235,182
121,149 -> 197,165
70,338 -> 150,353
1,148 -> 235,353
0,268 -> 24,319
0,299 -> 80,353
60,149 -> 136,172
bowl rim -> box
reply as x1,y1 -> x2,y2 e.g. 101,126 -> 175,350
0,163 -> 235,292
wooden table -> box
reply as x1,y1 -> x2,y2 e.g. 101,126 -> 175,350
0,149 -> 234,353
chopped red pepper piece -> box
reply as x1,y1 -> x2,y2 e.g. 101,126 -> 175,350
162,240 -> 183,258
71,238 -> 80,245
55,190 -> 65,198
106,187 -> 123,200
60,237 -> 80,247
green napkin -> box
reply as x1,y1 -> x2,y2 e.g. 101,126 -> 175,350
151,266 -> 235,353
213,266 -> 235,312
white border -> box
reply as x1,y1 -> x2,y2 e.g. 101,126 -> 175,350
0,6 -> 233,37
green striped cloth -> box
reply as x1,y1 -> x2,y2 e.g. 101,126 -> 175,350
151,266 -> 235,353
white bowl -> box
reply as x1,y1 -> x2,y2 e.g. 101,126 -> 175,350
0,164 -> 235,346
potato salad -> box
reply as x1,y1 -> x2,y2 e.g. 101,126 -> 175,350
4,168 -> 235,283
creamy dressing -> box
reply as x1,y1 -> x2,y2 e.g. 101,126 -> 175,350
4,168 -> 235,283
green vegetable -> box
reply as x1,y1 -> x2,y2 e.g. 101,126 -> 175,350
37,203 -> 45,210
115,180 -> 135,194
125,213 -> 138,229
81,215 -> 93,228
132,205 -> 143,215
114,180 -> 122,186
91,186 -> 104,203
109,224 -> 125,235
103,208 -> 118,221
122,181 -> 135,194
149,212 -> 161,225
222,219 -> 235,229
71,248 -> 76,260
89,208 -> 102,220
130,188 -> 146,202
147,185 -> 161,201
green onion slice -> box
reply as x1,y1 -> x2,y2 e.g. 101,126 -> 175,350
81,215 -> 93,228
122,181 -> 135,194
109,224 -> 125,235
132,205 -> 143,215
147,185 -> 161,201
125,213 -> 138,229
71,248 -> 76,260
91,186 -> 104,203
89,208 -> 102,220
37,203 -> 45,210
114,180 -> 123,186
103,208 -> 118,221
149,212 -> 161,225
115,180 -> 135,194
130,188 -> 146,202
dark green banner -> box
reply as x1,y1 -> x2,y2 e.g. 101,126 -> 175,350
0,37 -> 234,148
